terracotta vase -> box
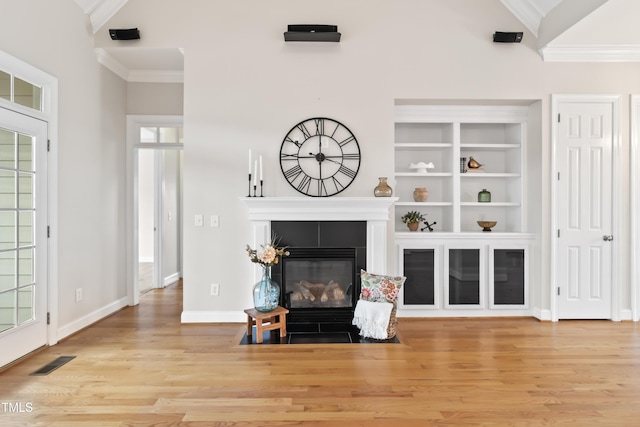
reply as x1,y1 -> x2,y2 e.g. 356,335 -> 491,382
374,177 -> 393,197
413,187 -> 428,202
407,222 -> 419,232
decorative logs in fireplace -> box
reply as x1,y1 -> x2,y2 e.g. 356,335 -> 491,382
270,220 -> 367,332
279,248 -> 358,330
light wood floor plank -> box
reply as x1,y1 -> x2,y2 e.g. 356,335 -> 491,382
2,281 -> 640,426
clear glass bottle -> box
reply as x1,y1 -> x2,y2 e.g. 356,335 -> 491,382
252,267 -> 280,312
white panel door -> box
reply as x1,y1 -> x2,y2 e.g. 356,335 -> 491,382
0,108 -> 48,367
557,102 -> 613,319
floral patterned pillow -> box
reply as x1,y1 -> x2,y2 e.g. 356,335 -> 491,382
359,270 -> 406,304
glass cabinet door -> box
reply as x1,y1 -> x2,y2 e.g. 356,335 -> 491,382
401,248 -> 436,307
446,248 -> 483,307
491,248 -> 526,307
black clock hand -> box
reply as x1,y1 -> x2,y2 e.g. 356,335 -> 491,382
323,157 -> 341,165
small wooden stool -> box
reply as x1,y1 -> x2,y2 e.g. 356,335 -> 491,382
244,306 -> 289,344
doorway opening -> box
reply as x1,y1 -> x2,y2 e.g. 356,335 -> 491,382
127,116 -> 183,306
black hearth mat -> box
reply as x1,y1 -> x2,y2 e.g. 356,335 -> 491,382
239,330 -> 399,345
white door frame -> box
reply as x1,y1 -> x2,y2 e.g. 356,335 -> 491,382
631,96 -> 640,322
0,49 -> 58,347
550,94 -> 621,322
126,115 -> 183,306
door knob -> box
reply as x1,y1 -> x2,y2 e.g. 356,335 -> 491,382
602,235 -> 614,241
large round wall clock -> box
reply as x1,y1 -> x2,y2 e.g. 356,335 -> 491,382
279,117 -> 361,197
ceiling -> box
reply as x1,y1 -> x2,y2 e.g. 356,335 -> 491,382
75,0 -> 638,83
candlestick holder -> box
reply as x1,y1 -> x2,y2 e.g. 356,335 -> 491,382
260,180 -> 264,197
253,185 -> 257,197
248,174 -> 252,197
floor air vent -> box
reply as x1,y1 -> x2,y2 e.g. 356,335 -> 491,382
30,356 -> 76,376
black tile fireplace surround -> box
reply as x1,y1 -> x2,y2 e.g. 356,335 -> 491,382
270,221 -> 367,333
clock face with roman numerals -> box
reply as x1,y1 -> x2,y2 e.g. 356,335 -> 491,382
280,117 -> 361,197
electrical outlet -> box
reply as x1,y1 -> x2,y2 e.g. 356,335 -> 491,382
210,215 -> 219,227
75,288 -> 83,302
210,283 -> 220,296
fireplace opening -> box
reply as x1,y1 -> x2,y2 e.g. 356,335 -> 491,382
271,220 -> 366,332
283,248 -> 356,309
279,248 -> 359,330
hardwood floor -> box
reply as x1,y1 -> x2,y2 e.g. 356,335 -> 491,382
2,282 -> 640,426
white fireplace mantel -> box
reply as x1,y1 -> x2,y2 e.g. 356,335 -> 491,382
241,197 -> 397,276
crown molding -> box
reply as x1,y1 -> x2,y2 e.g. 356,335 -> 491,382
91,0 -> 128,34
541,44 -> 640,62
95,48 -> 129,80
500,0 -> 543,37
94,48 -> 184,83
128,70 -> 184,83
74,0 -> 129,33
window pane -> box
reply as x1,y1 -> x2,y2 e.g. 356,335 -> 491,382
493,249 -> 525,305
18,248 -> 33,286
0,290 -> 16,333
0,70 -> 9,102
18,211 -> 33,247
449,249 -> 480,305
159,127 -> 180,143
18,172 -> 33,209
0,170 -> 16,209
17,285 -> 33,325
14,77 -> 42,111
0,250 -> 16,292
0,211 -> 16,251
0,128 -> 15,169
18,133 -> 33,171
140,127 -> 157,143
403,249 -> 435,305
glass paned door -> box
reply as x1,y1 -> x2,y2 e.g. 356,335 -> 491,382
0,108 -> 47,368
402,249 -> 436,306
446,248 -> 483,307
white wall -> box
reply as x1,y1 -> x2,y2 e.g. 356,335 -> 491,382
0,1 -> 128,336
138,150 -> 154,262
98,0 -> 640,322
162,150 -> 181,282
1,0 -> 634,333
127,82 -> 183,115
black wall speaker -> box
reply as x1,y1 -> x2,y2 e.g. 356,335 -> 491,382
109,28 -> 140,41
493,32 -> 523,43
284,25 -> 341,42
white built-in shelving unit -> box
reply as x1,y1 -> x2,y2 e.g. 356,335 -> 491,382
393,104 -> 535,317
393,105 -> 527,234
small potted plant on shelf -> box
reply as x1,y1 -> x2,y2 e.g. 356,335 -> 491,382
401,210 -> 425,232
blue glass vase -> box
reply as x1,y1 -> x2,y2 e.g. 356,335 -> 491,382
253,267 -> 280,312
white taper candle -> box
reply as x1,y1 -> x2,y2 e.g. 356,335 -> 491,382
253,160 -> 257,185
259,155 -> 263,180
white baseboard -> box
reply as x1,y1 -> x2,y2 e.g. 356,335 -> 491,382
181,311 -> 245,323
164,272 -> 181,286
57,296 -> 128,340
533,307 -> 552,321
620,309 -> 633,321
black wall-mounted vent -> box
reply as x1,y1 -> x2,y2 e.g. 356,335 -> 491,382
493,31 -> 523,43
284,25 -> 341,42
109,28 -> 140,40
